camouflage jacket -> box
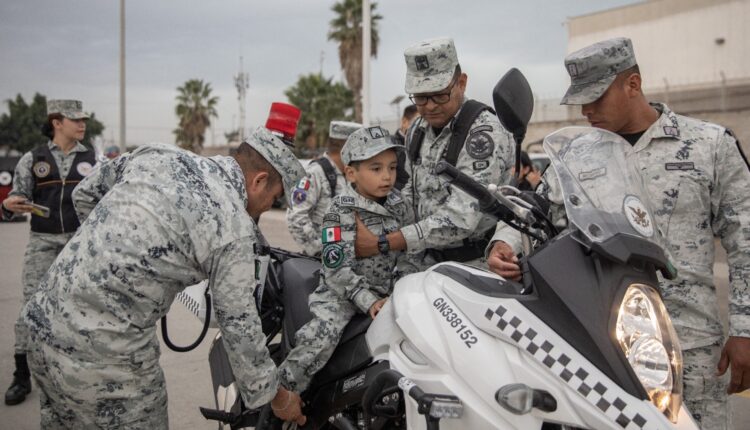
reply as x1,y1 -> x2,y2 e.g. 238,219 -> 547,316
401,98 -> 515,267
492,104 -> 750,348
286,154 -> 347,256
23,143 -> 279,408
2,140 -> 90,220
320,185 -> 418,314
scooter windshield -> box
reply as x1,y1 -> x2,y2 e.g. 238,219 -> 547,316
543,127 -> 669,253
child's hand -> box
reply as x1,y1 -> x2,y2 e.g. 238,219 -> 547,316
369,298 -> 387,319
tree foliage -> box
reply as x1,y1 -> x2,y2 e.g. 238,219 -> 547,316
285,73 -> 354,155
328,0 -> 382,123
173,79 -> 219,154
0,93 -> 105,155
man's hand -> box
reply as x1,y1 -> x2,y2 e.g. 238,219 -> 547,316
487,241 -> 522,281
717,336 -> 750,394
369,298 -> 387,319
2,196 -> 34,214
354,213 -> 379,258
271,387 -> 306,425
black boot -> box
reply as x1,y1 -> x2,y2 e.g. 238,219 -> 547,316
4,353 -> 31,406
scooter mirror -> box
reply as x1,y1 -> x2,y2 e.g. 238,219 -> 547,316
492,68 -> 534,145
493,68 -> 534,179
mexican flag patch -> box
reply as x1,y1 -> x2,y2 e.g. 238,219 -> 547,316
297,178 -> 311,190
322,226 -> 342,243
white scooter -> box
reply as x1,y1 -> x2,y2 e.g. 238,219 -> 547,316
193,70 -> 699,430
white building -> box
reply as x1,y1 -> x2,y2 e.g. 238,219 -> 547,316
529,0 -> 750,150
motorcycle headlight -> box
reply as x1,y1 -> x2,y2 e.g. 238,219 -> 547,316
615,284 -> 683,422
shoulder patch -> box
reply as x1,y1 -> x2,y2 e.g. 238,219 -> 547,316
466,132 -> 494,160
322,243 -> 345,268
292,189 -> 307,205
469,125 -> 493,135
323,213 -> 340,224
297,177 -> 311,190
339,196 -> 356,206
322,226 -> 342,243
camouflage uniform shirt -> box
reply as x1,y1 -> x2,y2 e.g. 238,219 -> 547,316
286,153 -> 346,256
23,143 -> 280,408
320,185 -> 417,312
401,98 -> 515,268
492,104 -> 750,349
279,185 -> 418,391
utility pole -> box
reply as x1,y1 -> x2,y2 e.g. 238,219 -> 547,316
362,0 -> 371,126
119,0 -> 126,152
234,57 -> 250,143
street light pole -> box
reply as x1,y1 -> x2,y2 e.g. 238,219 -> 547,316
362,0 -> 371,126
119,0 -> 126,152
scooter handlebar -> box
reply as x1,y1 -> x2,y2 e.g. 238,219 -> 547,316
434,161 -> 515,223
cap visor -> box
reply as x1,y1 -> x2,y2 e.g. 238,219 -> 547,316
65,112 -> 91,120
405,71 -> 455,94
560,75 -> 616,105
350,142 -> 404,164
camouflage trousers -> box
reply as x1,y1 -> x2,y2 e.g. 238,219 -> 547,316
682,342 -> 732,430
27,336 -> 168,429
15,231 -> 73,353
279,287 -> 358,392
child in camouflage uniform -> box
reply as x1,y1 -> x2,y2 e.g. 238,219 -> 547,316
278,126 -> 417,392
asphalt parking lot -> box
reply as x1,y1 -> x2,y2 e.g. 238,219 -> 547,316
0,209 -> 747,428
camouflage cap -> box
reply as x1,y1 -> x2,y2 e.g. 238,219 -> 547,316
47,99 -> 90,120
329,120 -> 362,140
246,126 -> 306,204
404,37 -> 459,94
561,37 -> 637,105
341,126 -> 402,165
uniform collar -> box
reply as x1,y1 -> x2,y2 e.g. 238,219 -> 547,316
209,155 -> 248,208
633,103 -> 681,152
47,140 -> 89,154
342,184 -> 401,218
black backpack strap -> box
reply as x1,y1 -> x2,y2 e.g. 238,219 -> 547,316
406,118 -> 426,164
312,157 -> 338,198
443,100 -> 494,167
725,127 -> 749,171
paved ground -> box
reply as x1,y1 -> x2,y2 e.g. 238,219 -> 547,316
0,209 -> 747,428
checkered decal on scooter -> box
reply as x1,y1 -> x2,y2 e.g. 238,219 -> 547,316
485,305 -> 650,430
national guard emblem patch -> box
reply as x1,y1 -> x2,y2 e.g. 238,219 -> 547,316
322,243 -> 345,268
33,161 -> 51,178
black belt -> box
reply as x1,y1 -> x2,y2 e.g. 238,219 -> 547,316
426,229 -> 493,263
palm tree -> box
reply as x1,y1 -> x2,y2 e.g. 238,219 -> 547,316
173,79 -> 219,153
328,0 -> 382,123
285,73 -> 354,156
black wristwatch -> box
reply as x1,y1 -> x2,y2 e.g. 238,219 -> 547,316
377,233 -> 390,255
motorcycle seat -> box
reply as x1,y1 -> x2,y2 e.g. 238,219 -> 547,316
281,258 -> 373,348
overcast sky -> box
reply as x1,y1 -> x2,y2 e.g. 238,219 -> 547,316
0,0 -> 638,147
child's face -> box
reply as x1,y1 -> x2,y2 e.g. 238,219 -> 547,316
345,149 -> 398,200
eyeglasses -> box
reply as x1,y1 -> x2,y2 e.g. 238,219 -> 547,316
409,79 -> 457,106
